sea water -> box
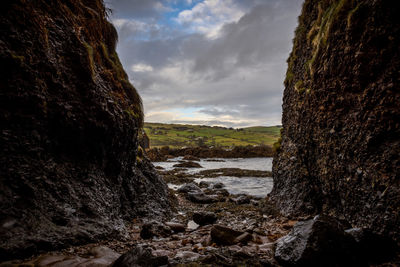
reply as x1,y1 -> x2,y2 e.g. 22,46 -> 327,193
154,157 -> 273,197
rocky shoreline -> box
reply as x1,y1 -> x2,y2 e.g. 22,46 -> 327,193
146,145 -> 274,162
3,160 -> 399,266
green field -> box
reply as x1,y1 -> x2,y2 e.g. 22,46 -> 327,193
144,122 -> 281,148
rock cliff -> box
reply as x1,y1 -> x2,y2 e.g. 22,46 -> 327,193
0,0 -> 170,260
272,0 -> 399,240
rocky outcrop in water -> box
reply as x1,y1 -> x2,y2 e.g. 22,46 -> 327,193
272,0 -> 400,240
0,0 -> 170,260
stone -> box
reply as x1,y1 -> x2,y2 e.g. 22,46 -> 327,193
231,195 -> 250,205
174,251 -> 202,262
193,211 -> 217,226
164,221 -> 185,233
234,232 -> 253,244
140,221 -> 172,239
213,182 -> 224,189
177,183 -> 201,194
275,215 -> 356,266
210,225 -> 244,245
112,246 -> 168,267
199,181 -> 210,188
182,155 -> 200,161
186,192 -> 217,204
173,161 -> 202,168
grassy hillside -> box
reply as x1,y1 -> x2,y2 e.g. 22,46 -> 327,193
144,122 -> 281,148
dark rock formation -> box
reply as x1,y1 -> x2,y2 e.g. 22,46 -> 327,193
275,215 -> 356,266
271,0 -> 400,240
0,0 -> 170,260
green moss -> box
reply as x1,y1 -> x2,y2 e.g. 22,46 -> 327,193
10,52 -> 25,64
347,3 -> 362,27
82,41 -> 95,76
295,80 -> 306,94
136,145 -> 144,163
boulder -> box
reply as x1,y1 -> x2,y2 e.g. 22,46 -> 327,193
112,246 -> 168,267
199,181 -> 210,188
140,221 -> 172,239
275,215 -> 356,266
178,183 -> 202,194
193,211 -> 217,226
173,161 -> 202,168
187,192 -> 217,204
182,155 -> 201,161
210,225 -> 244,245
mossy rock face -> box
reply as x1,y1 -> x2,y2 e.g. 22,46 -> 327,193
272,0 -> 400,242
0,0 -> 169,260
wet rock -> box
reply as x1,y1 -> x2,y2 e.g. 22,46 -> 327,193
213,182 -> 224,189
210,225 -> 244,245
199,181 -> 210,188
112,246 -> 168,267
193,211 -> 217,226
140,221 -> 172,239
187,192 -> 217,204
275,215 -> 356,266
173,161 -> 202,168
231,195 -> 251,205
214,188 -> 230,197
164,222 -> 186,233
177,183 -> 201,194
182,155 -> 200,161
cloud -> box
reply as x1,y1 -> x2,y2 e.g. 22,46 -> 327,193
107,0 -> 303,127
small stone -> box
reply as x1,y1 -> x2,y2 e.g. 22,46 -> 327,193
193,211 -> 217,226
234,232 -> 253,244
210,225 -> 244,245
165,221 -> 186,233
140,221 -> 172,239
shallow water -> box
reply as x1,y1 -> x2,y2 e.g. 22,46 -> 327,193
194,176 -> 273,198
158,157 -> 274,197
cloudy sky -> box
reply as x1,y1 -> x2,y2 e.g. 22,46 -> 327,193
106,0 -> 303,127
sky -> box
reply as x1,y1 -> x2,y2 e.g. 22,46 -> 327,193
105,0 -> 303,127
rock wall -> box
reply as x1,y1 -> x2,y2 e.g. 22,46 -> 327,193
0,0 -> 170,260
271,0 -> 399,240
